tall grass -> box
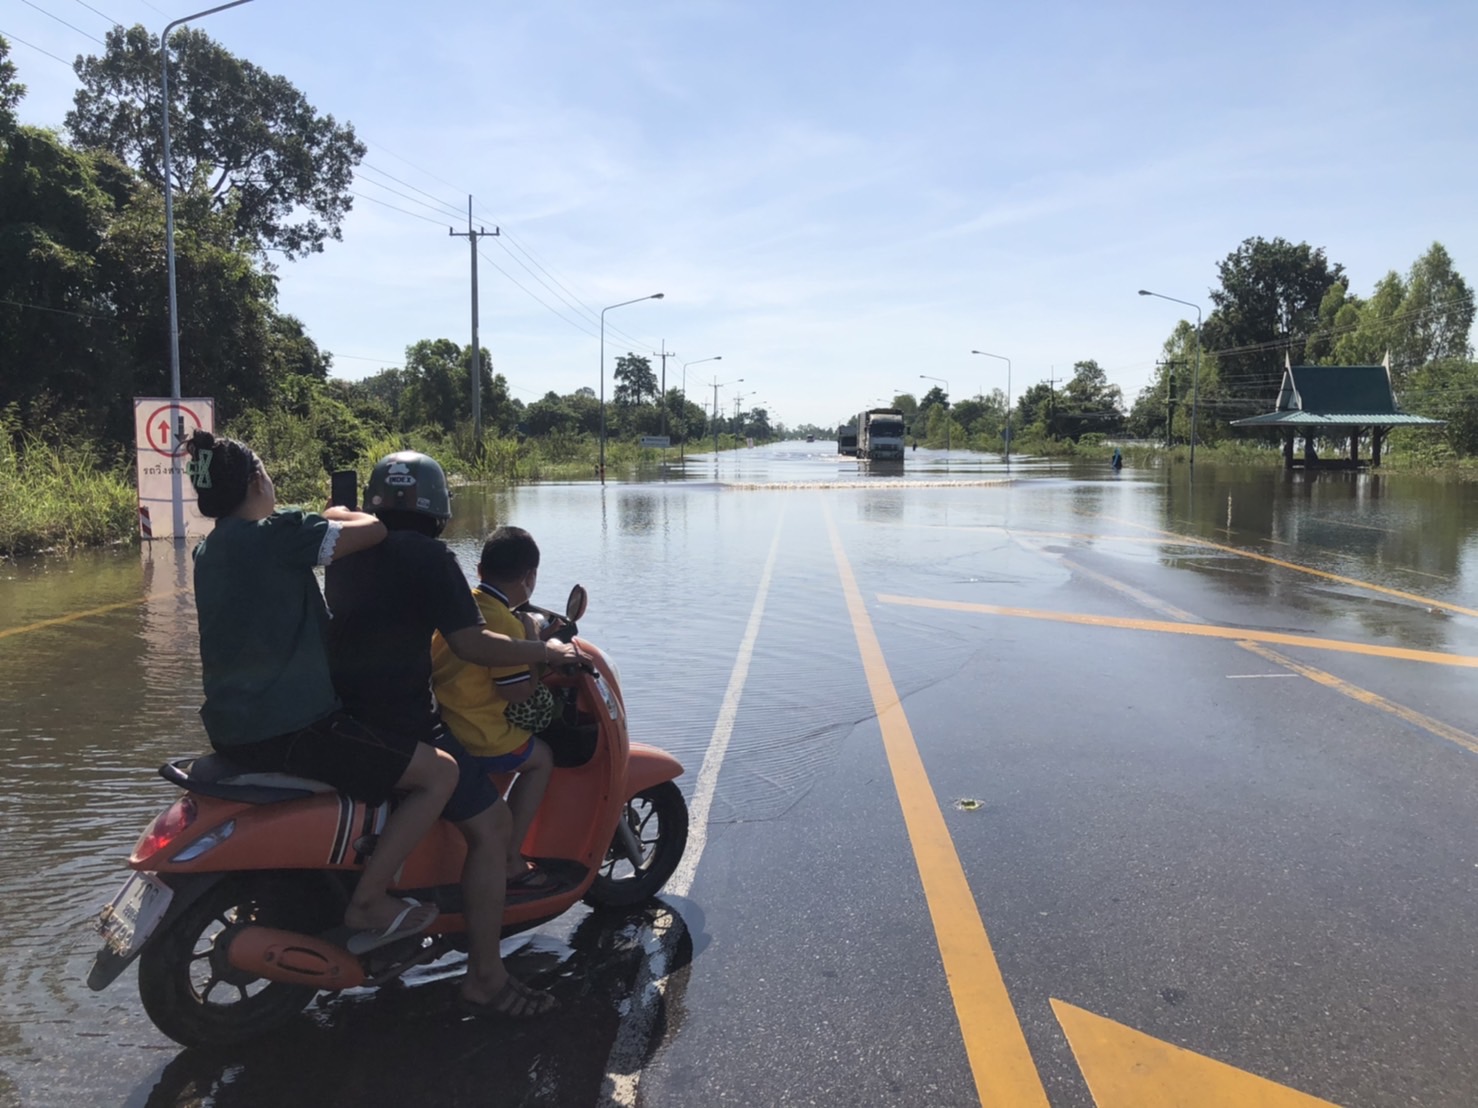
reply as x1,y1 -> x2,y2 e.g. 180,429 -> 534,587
0,417 -> 137,557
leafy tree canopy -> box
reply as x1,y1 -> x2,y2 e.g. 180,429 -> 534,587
1204,236 -> 1346,402
613,353 -> 657,406
0,36 -> 24,136
67,25 -> 365,259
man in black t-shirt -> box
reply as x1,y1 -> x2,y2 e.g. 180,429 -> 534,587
326,452 -> 579,1019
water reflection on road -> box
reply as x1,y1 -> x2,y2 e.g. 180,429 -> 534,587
3,442 -> 1478,1105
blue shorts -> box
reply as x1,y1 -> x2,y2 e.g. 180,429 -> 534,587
475,739 -> 535,775
433,723 -> 503,824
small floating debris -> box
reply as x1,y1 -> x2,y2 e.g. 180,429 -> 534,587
954,798 -> 984,811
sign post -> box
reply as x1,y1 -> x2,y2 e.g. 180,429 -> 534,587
133,397 -> 215,541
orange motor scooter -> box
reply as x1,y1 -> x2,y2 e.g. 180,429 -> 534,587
86,585 -> 688,1048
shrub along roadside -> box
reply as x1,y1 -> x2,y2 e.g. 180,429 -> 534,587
0,420 -> 137,557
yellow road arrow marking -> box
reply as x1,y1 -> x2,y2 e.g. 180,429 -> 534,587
1052,1000 -> 1341,1107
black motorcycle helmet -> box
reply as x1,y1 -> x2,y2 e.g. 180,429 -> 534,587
363,451 -> 453,535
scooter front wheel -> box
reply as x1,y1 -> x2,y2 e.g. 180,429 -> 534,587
137,874 -> 334,1047
583,781 -> 688,909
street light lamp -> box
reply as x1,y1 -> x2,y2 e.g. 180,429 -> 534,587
970,351 -> 1011,464
1138,290 -> 1203,468
162,0 -> 255,406
711,377 -> 743,455
918,374 -> 950,453
680,355 -> 721,461
600,292 -> 664,482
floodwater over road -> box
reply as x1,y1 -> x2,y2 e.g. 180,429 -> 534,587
3,441 -> 1477,1106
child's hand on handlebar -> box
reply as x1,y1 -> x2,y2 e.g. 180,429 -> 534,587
543,639 -> 583,668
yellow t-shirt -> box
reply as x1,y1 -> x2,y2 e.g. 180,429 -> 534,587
430,585 -> 534,758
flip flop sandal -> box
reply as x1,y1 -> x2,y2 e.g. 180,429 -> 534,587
506,865 -> 556,892
346,897 -> 438,955
460,976 -> 559,1020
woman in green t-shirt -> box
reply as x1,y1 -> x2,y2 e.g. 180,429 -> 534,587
185,431 -> 458,953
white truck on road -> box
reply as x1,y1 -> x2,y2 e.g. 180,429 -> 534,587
857,408 -> 906,460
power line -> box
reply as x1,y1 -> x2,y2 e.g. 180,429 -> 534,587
355,162 -> 464,220
477,248 -> 599,340
68,0 -> 120,27
18,0 -> 105,45
0,28 -> 74,65
346,188 -> 449,227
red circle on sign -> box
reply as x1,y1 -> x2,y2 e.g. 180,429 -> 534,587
145,405 -> 205,457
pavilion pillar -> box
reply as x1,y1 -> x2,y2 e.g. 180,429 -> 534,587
1284,430 -> 1295,469
1349,427 -> 1359,464
1373,428 -> 1384,467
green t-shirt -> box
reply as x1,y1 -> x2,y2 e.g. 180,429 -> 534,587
192,509 -> 342,746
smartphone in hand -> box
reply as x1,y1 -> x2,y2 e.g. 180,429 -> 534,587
329,470 -> 358,511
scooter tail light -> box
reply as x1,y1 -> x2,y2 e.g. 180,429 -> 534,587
132,797 -> 198,862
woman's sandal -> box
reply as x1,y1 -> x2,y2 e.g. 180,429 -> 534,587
460,976 -> 559,1020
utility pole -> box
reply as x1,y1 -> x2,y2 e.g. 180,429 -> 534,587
651,341 -> 674,438
449,197 -> 498,451
1046,369 -> 1060,441
1157,358 -> 1183,448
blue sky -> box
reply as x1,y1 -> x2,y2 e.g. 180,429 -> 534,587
6,0 -> 1476,429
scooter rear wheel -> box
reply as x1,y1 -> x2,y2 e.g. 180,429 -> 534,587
137,874 -> 334,1047
583,781 -> 688,909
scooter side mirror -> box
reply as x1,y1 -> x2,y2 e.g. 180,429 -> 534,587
565,584 -> 588,623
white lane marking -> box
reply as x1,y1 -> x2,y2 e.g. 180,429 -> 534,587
598,514 -> 786,1107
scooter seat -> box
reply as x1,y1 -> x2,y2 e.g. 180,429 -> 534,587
159,754 -> 338,804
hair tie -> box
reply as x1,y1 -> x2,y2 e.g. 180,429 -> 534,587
187,449 -> 213,489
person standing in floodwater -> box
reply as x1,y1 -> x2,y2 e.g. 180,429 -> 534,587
1111,447 -> 1123,470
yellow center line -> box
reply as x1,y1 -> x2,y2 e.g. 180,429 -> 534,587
1102,514 -> 1478,619
0,597 -> 150,640
1042,549 -> 1478,756
1234,641 -> 1478,756
879,594 -> 1478,670
826,510 -> 1050,1108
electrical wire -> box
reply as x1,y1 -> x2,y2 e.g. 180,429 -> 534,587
68,0 -> 120,27
1,27 -> 75,65
18,0 -> 105,45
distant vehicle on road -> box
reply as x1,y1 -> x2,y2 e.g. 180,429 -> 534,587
857,409 -> 905,460
837,424 -> 858,456
806,434 -> 816,443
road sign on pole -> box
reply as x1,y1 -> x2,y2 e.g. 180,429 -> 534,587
133,397 -> 215,541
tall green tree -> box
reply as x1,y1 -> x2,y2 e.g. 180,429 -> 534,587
67,25 -> 365,259
1204,236 -> 1346,404
612,353 -> 657,406
1,126 -> 309,445
0,36 -> 24,136
1402,242 -> 1474,369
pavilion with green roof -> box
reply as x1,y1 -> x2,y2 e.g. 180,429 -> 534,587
1230,361 -> 1443,469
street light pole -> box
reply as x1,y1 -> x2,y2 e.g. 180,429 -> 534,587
599,292 -> 664,483
970,351 -> 1011,464
161,0 -> 255,405
1139,290 -> 1203,468
680,355 -> 721,461
918,374 -> 950,452
710,377 -> 743,456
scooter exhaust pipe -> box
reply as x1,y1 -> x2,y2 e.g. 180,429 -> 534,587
225,926 -> 367,989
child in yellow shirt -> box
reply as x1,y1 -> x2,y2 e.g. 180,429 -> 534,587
430,527 -> 556,887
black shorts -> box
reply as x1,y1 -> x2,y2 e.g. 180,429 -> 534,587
220,711 -> 418,804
